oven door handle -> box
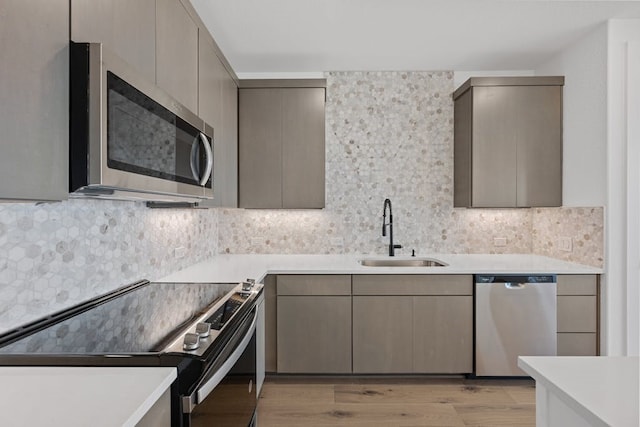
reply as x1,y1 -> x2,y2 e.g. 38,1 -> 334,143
191,310 -> 257,407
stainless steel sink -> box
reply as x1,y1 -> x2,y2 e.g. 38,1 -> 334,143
358,258 -> 447,267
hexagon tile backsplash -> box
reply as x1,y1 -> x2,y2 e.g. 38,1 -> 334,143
0,199 -> 217,333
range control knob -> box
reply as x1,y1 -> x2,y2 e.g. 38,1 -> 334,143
195,322 -> 211,338
183,333 -> 200,351
242,279 -> 255,292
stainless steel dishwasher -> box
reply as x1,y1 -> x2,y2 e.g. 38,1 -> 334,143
475,275 -> 557,376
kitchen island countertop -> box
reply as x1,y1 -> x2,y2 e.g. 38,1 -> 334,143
518,356 -> 639,427
0,366 -> 176,427
159,253 -> 602,283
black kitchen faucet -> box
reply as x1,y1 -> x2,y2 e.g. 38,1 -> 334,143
382,198 -> 402,256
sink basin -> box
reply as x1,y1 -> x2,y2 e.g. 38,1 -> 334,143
359,258 -> 447,267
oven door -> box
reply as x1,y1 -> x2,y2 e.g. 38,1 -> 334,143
183,308 -> 257,427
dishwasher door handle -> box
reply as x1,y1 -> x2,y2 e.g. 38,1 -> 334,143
504,282 -> 525,289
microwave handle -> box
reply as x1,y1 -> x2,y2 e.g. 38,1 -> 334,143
190,133 -> 214,186
199,132 -> 213,186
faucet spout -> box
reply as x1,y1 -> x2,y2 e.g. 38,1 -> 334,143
382,198 -> 401,256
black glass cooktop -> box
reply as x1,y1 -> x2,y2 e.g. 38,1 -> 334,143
0,281 -> 237,355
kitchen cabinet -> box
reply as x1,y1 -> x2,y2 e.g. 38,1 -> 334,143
0,0 -> 69,201
557,275 -> 599,356
70,0 -> 156,83
197,33 -> 238,207
263,275 -> 277,373
352,275 -> 473,374
453,76 -> 564,208
156,0 -> 199,112
276,275 -> 351,373
239,83 -> 326,209
353,296 -> 413,373
256,290 -> 265,396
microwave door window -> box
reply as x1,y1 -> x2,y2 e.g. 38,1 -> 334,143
106,72 -> 201,186
108,89 -> 178,180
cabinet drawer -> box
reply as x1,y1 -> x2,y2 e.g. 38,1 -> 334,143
352,275 -> 472,295
277,275 -> 351,295
557,333 -> 597,356
557,296 -> 597,332
557,275 -> 598,295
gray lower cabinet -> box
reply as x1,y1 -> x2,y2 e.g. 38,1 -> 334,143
0,0 -> 69,201
557,275 -> 599,356
453,77 -> 564,208
239,86 -> 325,209
276,275 -> 351,373
156,0 -> 198,112
352,296 -> 413,373
413,296 -> 473,373
352,275 -> 473,374
70,0 -> 156,83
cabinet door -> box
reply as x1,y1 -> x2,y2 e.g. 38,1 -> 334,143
156,0 -> 198,112
198,35 -> 238,207
0,0 -> 69,201
70,0 -> 156,83
277,296 -> 351,373
515,86 -> 562,207
471,86 -> 518,207
218,70 -> 238,207
198,35 -> 224,130
282,88 -> 326,208
238,89 -> 283,208
413,296 -> 473,373
352,296 -> 413,373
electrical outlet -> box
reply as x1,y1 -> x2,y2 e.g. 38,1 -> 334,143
174,247 -> 187,259
493,237 -> 507,247
250,237 -> 263,247
330,237 -> 344,247
559,237 -> 573,252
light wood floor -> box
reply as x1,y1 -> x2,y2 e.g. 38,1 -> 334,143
257,376 -> 536,426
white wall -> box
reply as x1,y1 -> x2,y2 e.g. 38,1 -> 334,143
535,25 -> 608,207
607,19 -> 640,356
537,19 -> 640,356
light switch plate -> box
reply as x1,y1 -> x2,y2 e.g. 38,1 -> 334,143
493,237 -> 507,247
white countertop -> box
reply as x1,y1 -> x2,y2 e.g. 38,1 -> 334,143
0,367 -> 176,427
159,253 -> 602,283
518,356 -> 640,427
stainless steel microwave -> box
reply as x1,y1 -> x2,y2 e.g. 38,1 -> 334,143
69,42 -> 213,202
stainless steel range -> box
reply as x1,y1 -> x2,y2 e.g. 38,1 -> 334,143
0,279 -> 263,427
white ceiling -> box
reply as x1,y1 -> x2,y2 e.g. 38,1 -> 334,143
192,0 -> 640,78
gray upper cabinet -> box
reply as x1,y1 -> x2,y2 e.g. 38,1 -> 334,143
239,84 -> 326,209
0,0 -> 69,201
197,34 -> 238,208
70,0 -> 156,83
156,0 -> 199,113
453,76 -> 564,208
